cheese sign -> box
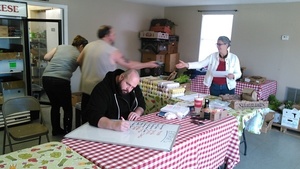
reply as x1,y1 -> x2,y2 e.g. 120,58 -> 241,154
0,1 -> 27,17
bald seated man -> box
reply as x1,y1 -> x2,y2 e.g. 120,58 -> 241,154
87,69 -> 145,131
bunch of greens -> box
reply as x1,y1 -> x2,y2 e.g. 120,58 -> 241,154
284,100 -> 294,109
268,95 -> 281,111
174,74 -> 190,84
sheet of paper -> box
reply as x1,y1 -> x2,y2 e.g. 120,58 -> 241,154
212,71 -> 229,77
177,93 -> 208,102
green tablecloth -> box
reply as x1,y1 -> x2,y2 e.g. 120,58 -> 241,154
0,142 -> 99,169
228,108 -> 271,137
143,92 -> 181,114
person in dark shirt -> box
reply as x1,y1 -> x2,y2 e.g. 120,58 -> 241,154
87,69 -> 145,132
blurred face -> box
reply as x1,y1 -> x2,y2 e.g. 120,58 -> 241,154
107,28 -> 116,45
118,74 -> 139,94
216,40 -> 228,53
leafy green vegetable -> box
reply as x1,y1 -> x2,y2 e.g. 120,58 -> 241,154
284,100 -> 294,109
268,95 -> 281,111
174,74 -> 190,84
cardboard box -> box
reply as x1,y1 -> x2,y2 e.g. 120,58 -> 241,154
210,109 -> 229,121
140,31 -> 169,39
72,92 -> 82,106
150,26 -> 175,35
261,112 -> 275,133
230,100 -> 269,110
244,76 -> 266,84
280,108 -> 300,129
0,25 -> 8,37
273,111 -> 282,123
167,42 -> 178,53
220,94 -> 241,101
241,88 -> 257,101
0,52 -> 23,60
165,53 -> 179,72
141,52 -> 166,63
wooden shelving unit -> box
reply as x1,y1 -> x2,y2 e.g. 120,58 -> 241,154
272,122 -> 300,133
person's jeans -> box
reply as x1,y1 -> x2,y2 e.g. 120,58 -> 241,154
42,76 -> 72,133
210,83 -> 235,96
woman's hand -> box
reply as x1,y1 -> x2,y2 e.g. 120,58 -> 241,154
226,73 -> 235,80
176,60 -> 188,69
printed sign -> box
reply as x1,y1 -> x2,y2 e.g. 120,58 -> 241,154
0,1 -> 27,17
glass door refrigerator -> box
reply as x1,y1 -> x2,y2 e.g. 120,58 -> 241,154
0,1 -> 31,127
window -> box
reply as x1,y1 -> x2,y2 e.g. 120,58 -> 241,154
198,14 -> 234,61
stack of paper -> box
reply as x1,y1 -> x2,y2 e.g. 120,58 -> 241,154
160,104 -> 190,116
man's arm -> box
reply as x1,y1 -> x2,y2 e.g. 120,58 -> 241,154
87,82 -> 130,132
112,50 -> 158,69
98,116 -> 130,132
128,86 -> 146,121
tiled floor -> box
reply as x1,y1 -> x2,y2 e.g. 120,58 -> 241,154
1,106 -> 300,169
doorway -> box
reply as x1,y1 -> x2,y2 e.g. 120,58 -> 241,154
28,19 -> 62,102
26,3 -> 66,103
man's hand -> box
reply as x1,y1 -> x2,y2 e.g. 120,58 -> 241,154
113,120 -> 130,132
176,60 -> 188,69
98,117 -> 130,132
128,112 -> 141,121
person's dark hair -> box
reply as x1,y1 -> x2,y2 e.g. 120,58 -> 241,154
218,36 -> 231,47
72,35 -> 88,47
97,25 -> 112,39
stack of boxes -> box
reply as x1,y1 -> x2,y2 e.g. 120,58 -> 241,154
140,19 -> 179,77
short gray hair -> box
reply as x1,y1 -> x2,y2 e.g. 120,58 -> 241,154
218,36 -> 231,47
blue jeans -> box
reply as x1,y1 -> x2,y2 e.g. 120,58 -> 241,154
210,83 -> 235,96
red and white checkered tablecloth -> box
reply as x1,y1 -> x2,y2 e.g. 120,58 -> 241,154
191,75 -> 277,100
62,113 -> 240,169
191,75 -> 210,94
235,80 -> 277,100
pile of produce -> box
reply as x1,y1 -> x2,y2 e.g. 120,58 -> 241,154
268,95 -> 281,111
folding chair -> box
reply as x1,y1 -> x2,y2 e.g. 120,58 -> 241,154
2,96 -> 50,154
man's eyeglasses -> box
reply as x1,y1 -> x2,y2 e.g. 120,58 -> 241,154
216,43 -> 226,46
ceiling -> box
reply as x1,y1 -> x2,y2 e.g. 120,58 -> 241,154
121,0 -> 300,7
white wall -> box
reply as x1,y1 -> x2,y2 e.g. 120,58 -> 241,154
165,3 -> 300,101
38,0 -> 164,91
26,0 -> 300,101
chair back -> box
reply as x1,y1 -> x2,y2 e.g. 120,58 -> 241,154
2,96 -> 41,124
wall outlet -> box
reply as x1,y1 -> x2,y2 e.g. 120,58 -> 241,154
281,35 -> 289,40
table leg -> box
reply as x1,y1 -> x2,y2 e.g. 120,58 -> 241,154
240,128 -> 247,156
75,107 -> 81,128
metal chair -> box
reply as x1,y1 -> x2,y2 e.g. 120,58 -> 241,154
2,96 -> 50,154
